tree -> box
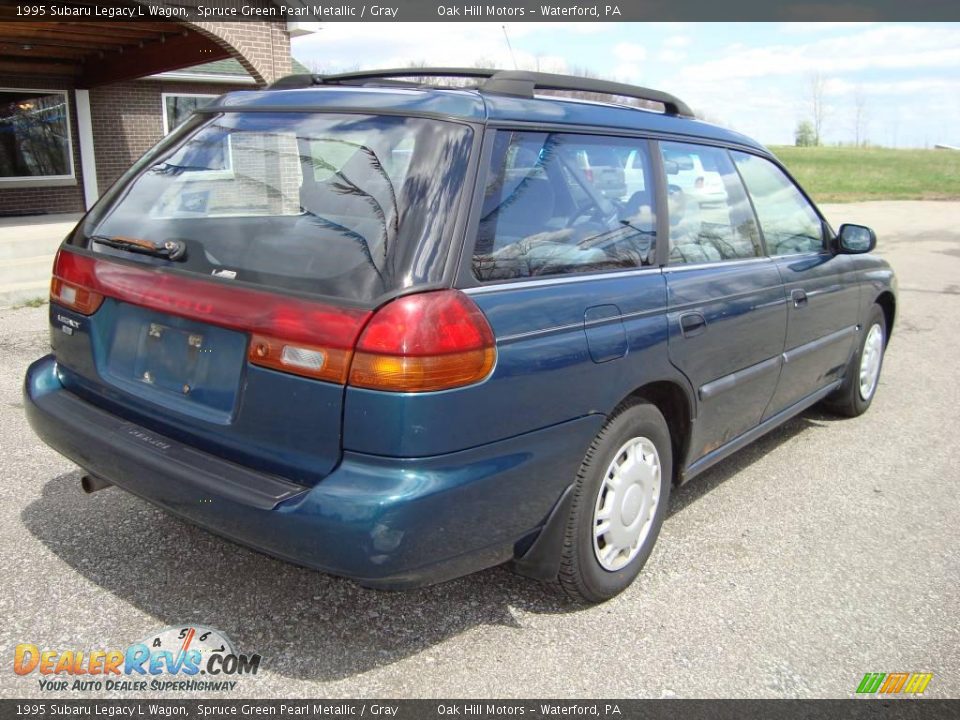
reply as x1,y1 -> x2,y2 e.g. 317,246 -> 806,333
795,120 -> 816,147
853,86 -> 869,147
305,59 -> 359,74
807,72 -> 829,146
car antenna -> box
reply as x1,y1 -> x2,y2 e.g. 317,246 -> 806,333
502,25 -> 518,70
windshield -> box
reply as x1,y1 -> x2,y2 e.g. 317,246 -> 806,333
76,112 -> 474,304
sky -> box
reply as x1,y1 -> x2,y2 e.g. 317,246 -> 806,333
291,22 -> 960,148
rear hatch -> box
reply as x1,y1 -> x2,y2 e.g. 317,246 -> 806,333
51,109 -> 473,485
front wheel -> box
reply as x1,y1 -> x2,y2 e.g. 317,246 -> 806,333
558,402 -> 672,604
824,304 -> 887,417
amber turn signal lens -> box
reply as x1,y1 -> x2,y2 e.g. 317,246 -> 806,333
50,277 -> 104,315
349,347 -> 496,393
347,290 -> 497,393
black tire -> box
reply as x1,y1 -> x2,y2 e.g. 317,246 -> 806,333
823,304 -> 887,418
558,401 -> 672,604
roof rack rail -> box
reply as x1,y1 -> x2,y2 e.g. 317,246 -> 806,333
481,70 -> 694,117
267,68 -> 695,118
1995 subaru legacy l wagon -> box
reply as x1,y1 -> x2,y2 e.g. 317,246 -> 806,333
25,69 -> 897,603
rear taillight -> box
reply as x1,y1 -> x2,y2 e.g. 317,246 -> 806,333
349,290 -> 496,392
695,176 -> 705,189
51,249 -> 371,382
51,250 -> 104,315
51,249 -> 495,391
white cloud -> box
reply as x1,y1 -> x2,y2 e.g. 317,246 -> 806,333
659,24 -> 960,144
289,22 -> 960,147
658,49 -> 687,64
656,34 -> 690,62
663,35 -> 691,48
665,76 -> 805,141
612,42 -> 647,63
676,25 -> 960,81
779,22 -> 877,33
666,66 -> 960,145
613,64 -> 642,82
826,77 -> 960,97
294,23 -> 574,73
646,22 -> 691,31
610,42 -> 648,80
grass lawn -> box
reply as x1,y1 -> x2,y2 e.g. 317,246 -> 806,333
768,146 -> 960,203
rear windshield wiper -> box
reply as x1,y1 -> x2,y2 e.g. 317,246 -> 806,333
91,235 -> 186,261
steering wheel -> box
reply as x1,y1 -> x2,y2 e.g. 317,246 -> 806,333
567,200 -> 610,229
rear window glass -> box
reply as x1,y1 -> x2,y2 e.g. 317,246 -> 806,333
78,112 -> 473,304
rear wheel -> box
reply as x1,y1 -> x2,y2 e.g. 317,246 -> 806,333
558,402 -> 672,604
824,304 -> 887,417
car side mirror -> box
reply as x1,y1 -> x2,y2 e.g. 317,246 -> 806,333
836,223 -> 876,254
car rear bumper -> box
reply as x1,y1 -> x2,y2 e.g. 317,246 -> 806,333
25,355 -> 601,589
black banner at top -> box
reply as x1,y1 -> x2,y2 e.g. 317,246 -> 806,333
1,0 -> 959,22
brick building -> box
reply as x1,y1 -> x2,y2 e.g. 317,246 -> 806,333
0,19 -> 311,216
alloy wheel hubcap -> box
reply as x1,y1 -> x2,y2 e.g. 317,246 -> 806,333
592,436 -> 662,572
859,323 -> 884,400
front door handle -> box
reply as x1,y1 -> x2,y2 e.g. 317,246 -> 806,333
792,289 -> 808,308
679,312 -> 707,338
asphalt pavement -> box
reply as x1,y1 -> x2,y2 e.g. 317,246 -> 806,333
1,201 -> 957,699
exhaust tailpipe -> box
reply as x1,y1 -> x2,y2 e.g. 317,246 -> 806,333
81,474 -> 112,494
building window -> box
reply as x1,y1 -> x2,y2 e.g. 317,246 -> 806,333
0,89 -> 74,181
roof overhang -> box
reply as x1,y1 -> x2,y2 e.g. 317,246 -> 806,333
0,13 -> 231,87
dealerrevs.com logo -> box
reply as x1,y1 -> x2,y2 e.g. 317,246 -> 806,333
14,625 -> 261,693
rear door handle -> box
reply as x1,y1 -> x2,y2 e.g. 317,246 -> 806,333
679,312 -> 707,338
792,289 -> 808,308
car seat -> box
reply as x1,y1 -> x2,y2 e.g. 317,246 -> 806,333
478,176 -> 557,252
667,187 -> 718,263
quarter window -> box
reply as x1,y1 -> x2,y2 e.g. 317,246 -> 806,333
162,93 -> 217,134
473,131 -> 656,281
732,151 -> 824,255
660,142 -> 762,264
161,94 -> 231,175
0,89 -> 73,180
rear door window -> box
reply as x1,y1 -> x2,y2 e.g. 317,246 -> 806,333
659,142 -> 762,264
79,113 -> 473,304
473,131 -> 656,281
731,151 -> 825,255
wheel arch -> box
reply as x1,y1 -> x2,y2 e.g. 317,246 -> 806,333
621,380 -> 693,485
511,378 -> 694,582
875,290 -> 896,343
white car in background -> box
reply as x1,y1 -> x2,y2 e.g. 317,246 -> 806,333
661,148 -> 727,206
573,147 -> 626,200
623,148 -> 648,200
621,148 -> 726,208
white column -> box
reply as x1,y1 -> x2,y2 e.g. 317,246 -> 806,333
74,89 -> 99,209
